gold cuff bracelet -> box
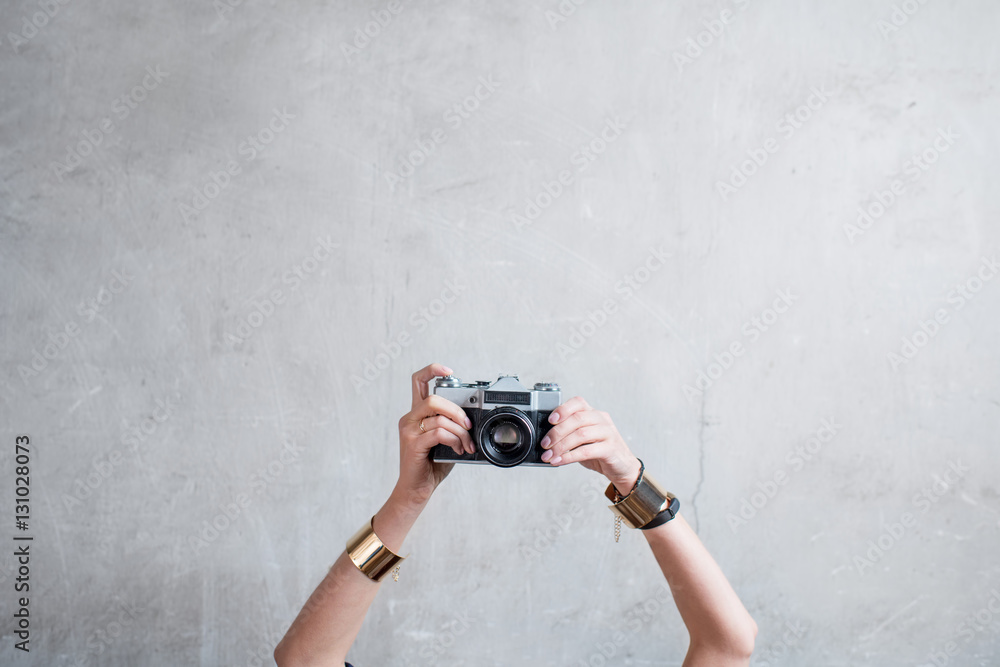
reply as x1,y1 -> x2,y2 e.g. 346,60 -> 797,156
605,471 -> 675,530
346,516 -> 406,582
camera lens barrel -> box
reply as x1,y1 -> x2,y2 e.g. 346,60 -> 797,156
476,407 -> 535,467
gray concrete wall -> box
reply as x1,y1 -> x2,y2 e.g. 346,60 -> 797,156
2,1 -> 998,665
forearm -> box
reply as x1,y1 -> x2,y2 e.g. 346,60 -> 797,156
643,514 -> 756,665
274,490 -> 426,667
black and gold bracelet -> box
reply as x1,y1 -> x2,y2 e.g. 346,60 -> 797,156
605,459 -> 679,540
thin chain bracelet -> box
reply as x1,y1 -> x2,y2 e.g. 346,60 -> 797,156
613,460 -> 644,543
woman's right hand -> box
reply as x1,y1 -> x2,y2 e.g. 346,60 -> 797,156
393,363 -> 474,507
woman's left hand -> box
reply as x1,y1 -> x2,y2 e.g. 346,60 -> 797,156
540,396 -> 642,495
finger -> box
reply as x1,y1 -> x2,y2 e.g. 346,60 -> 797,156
417,428 -> 464,456
547,396 -> 592,425
401,396 -> 474,453
419,415 -> 474,455
546,440 -> 612,467
423,395 -> 474,431
411,363 -> 454,410
542,409 -> 604,451
542,424 -> 608,463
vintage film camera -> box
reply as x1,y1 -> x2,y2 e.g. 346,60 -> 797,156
429,374 -> 561,468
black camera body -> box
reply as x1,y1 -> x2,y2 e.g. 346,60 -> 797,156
430,375 -> 562,468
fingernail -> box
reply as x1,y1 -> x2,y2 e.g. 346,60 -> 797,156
540,436 -> 550,449
464,417 -> 472,429
550,456 -> 562,465
443,366 -> 453,374
541,450 -> 553,462
549,412 -> 560,424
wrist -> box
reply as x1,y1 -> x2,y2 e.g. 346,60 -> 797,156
389,482 -> 434,513
609,456 -> 643,496
373,491 -> 426,553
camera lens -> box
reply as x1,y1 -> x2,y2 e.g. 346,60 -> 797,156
489,423 -> 520,452
477,407 -> 534,467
